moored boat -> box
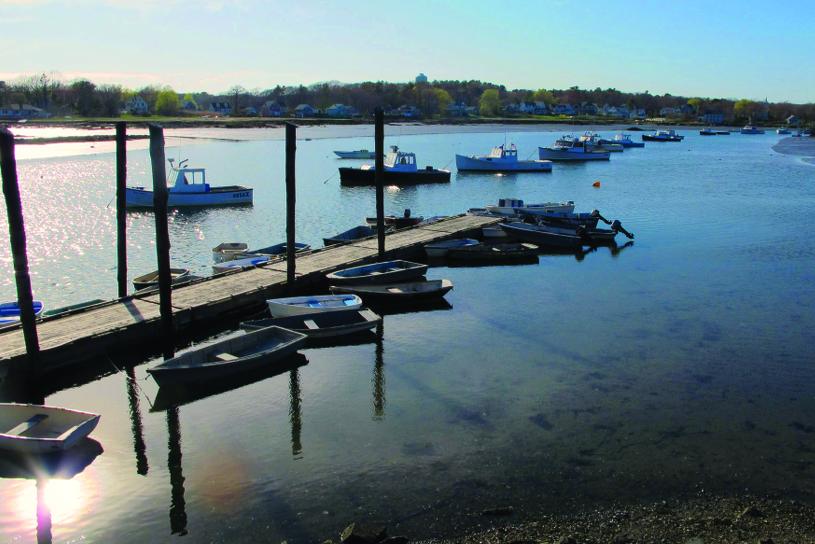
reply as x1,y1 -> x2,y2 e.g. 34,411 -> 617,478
446,242 -> 539,263
330,279 -> 454,301
326,260 -> 428,285
146,326 -> 307,387
266,294 -> 363,318
741,125 -> 765,134
339,146 -> 450,186
126,158 -> 253,208
132,268 -> 191,291
456,144 -> 553,172
580,132 -> 623,152
243,242 -> 310,257
499,222 -> 585,249
424,238 -> 480,257
538,136 -> 610,161
323,225 -> 378,247
642,129 -> 683,142
0,403 -> 100,454
534,222 -> 619,245
0,300 -> 44,326
212,255 -> 269,274
242,308 -> 381,339
212,242 -> 248,262
334,150 -> 376,159
699,128 -> 718,136
365,211 -> 423,228
776,128 -> 791,135
598,133 -> 645,148
484,198 -> 575,217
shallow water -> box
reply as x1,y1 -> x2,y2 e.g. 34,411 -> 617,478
1,127 -> 814,543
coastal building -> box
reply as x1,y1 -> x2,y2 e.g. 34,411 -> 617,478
0,103 -> 50,120
124,96 -> 149,115
260,101 -> 284,117
241,106 -> 258,116
552,104 -> 575,116
446,102 -> 477,117
208,101 -> 232,115
659,107 -> 682,118
294,104 -> 317,117
579,103 -> 599,116
325,104 -> 358,118
533,101 -> 549,115
393,105 -> 421,118
415,73 -> 428,84
629,108 -> 647,120
680,104 -> 695,117
182,99 -> 198,111
786,115 -> 800,127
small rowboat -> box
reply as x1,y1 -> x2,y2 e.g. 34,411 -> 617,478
242,308 -> 381,339
132,268 -> 190,290
499,222 -> 584,249
212,256 -> 269,274
0,301 -> 44,326
323,225 -> 378,247
424,238 -> 479,257
535,222 -> 618,245
266,294 -> 363,317
0,403 -> 100,454
447,242 -> 539,262
365,215 -> 424,228
326,260 -> 428,286
334,150 -> 376,159
146,326 -> 307,387
331,279 -> 453,301
212,242 -> 248,262
243,242 -> 310,257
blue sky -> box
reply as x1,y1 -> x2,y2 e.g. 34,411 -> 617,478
3,0 -> 813,103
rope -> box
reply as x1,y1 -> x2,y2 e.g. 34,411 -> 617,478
322,172 -> 337,184
107,354 -> 154,409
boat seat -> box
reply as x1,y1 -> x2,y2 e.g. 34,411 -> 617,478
212,352 -> 238,362
303,319 -> 318,330
7,413 -> 48,436
386,288 -> 404,293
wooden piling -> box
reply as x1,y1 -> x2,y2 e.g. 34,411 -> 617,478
285,122 -> 297,286
148,124 -> 174,358
0,128 -> 40,369
374,108 -> 385,257
116,121 -> 128,298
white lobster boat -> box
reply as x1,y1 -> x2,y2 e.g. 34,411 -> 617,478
126,158 -> 253,208
456,144 -> 552,172
538,136 -> 611,161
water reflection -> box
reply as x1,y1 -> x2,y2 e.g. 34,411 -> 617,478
289,369 -> 303,457
36,478 -> 51,544
609,240 -> 635,258
366,297 -> 452,317
125,366 -> 149,475
166,407 -> 187,536
372,321 -> 385,419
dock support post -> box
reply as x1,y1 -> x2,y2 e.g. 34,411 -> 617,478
374,108 -> 385,258
0,128 -> 40,370
285,122 -> 297,287
148,124 -> 175,359
116,121 -> 128,298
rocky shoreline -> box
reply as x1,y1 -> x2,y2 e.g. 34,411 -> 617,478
323,495 -> 815,544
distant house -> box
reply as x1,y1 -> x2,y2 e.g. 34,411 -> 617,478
208,102 -> 232,115
181,99 -> 198,111
124,96 -> 149,115
503,103 -> 520,114
579,103 -> 599,116
680,104 -> 696,117
533,101 -> 549,115
260,101 -> 284,117
325,103 -> 357,118
446,102 -> 476,117
787,114 -> 800,127
241,106 -> 258,116
629,108 -> 647,120
397,105 -> 421,118
552,104 -> 575,116
702,111 -> 725,125
659,107 -> 681,118
294,104 -> 317,118
415,73 -> 428,84
0,104 -> 50,120
517,102 -> 536,114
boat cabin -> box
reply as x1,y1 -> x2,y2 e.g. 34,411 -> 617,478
487,144 -> 518,160
384,146 -> 418,172
169,159 -> 211,193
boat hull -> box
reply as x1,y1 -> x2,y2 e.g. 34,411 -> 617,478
339,168 -> 450,186
0,403 -> 100,454
538,147 -> 610,161
334,151 -> 376,159
424,238 -> 480,257
147,326 -> 307,387
446,243 -> 539,263
323,225 -> 378,247
331,279 -> 453,301
267,294 -> 363,318
641,135 -> 683,142
326,260 -> 428,285
500,222 -> 584,249
242,309 -> 381,339
455,155 -> 552,172
126,186 -> 253,208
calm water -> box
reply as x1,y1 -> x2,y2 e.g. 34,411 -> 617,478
1,126 -> 814,543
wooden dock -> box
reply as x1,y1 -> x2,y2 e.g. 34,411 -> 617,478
0,214 -> 499,374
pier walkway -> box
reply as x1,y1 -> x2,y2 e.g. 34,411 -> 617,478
0,214 -> 499,374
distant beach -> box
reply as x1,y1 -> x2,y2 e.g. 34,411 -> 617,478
773,136 -> 815,164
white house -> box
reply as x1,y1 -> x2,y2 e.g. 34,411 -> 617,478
125,96 -> 149,115
325,104 -> 357,118
260,101 -> 284,117
208,102 -> 232,115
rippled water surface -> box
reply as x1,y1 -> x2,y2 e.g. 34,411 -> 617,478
1,126 -> 813,543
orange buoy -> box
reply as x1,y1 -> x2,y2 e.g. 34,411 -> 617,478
592,180 -> 601,188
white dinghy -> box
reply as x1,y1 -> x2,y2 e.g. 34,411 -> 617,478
0,403 -> 100,454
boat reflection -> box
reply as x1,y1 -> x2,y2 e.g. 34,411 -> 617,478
125,366 -> 149,475
150,353 -> 308,412
0,438 -> 103,544
609,240 -> 635,257
366,297 -> 452,317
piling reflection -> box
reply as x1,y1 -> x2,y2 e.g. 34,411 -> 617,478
125,366 -> 148,475
372,321 -> 385,419
166,406 -> 187,536
288,368 -> 302,457
36,478 -> 51,544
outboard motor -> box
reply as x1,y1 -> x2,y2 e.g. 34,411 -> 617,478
591,209 -> 611,225
611,219 -> 634,239
404,208 -> 411,218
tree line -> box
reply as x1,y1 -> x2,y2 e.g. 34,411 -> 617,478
2,72 -> 813,123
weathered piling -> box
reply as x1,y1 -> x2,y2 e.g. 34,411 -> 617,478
148,124 -> 174,358
0,128 -> 40,369
285,122 -> 297,286
116,122 -> 128,298
374,108 -> 385,257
